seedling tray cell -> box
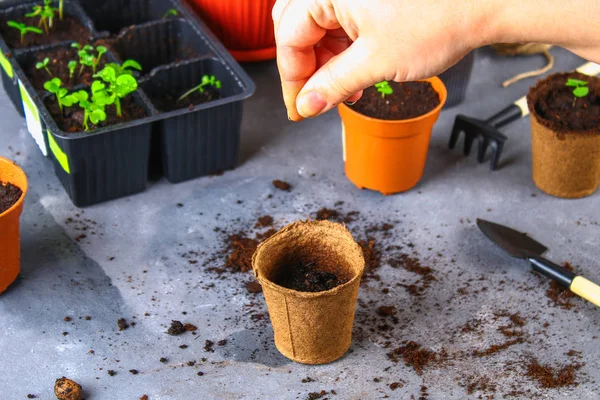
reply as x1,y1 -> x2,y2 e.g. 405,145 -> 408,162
101,19 -> 212,75
140,57 -> 246,182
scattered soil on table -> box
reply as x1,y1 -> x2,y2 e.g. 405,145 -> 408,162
25,45 -> 109,90
0,16 -> 92,49
350,81 -> 440,120
184,323 -> 197,332
129,369 -> 139,375
45,94 -> 147,133
255,215 -> 273,228
54,377 -> 81,400
387,341 -> 447,375
117,318 -> 129,331
389,254 -> 436,297
525,358 -> 584,388
273,260 -> 350,292
307,391 -> 329,400
140,395 -> 148,400
546,262 -> 578,310
223,225 -> 276,273
245,281 -> 262,293
464,375 -> 497,396
107,370 -> 116,376
204,340 -> 214,352
315,208 -> 360,224
150,86 -> 220,113
167,320 -> 186,335
27,395 -> 37,399
531,72 -> 600,132
0,182 -> 22,214
272,180 -> 291,191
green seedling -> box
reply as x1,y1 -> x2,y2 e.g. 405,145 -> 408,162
93,62 -> 140,117
72,43 -> 94,76
67,60 -> 77,80
43,77 -> 69,111
163,8 -> 178,19
566,78 -> 589,98
92,46 -> 107,74
7,21 -> 43,44
375,81 -> 393,98
62,90 -> 107,131
26,0 -> 57,34
178,75 -> 221,101
36,57 -> 53,77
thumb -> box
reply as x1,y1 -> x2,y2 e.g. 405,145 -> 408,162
296,38 -> 383,118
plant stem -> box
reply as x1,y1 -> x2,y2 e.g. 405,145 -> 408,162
83,112 -> 89,131
115,97 -> 122,117
78,64 -> 85,77
57,99 -> 63,112
20,32 -> 24,44
44,66 -> 53,77
178,83 -> 204,102
42,18 -> 49,35
59,0 -> 64,20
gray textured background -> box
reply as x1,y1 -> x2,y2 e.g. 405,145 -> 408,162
0,47 -> 599,399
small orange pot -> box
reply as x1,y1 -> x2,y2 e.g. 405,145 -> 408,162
187,0 -> 277,62
338,77 -> 447,195
0,157 -> 28,294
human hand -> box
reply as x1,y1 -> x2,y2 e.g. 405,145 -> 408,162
273,0 -> 485,121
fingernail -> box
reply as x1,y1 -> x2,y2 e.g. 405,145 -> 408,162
297,91 -> 328,117
344,100 -> 357,106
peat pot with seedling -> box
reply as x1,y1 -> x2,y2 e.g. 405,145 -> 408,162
338,78 -> 447,195
527,72 -> 600,198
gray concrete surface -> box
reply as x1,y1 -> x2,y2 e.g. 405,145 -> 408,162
1,47 -> 599,400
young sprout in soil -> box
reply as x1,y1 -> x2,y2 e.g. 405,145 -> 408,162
178,74 -> 221,102
375,81 -> 393,98
68,60 -> 77,80
72,43 -> 94,76
36,57 -> 52,77
92,46 -> 107,74
566,78 -> 589,107
58,0 -> 64,20
93,62 -> 140,117
163,8 -> 178,19
43,77 -> 70,111
6,21 -> 43,44
26,0 -> 57,34
62,90 -> 107,131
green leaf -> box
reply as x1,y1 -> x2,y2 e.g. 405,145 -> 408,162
96,46 -> 107,56
7,21 -> 24,29
43,78 -> 61,93
89,108 -> 107,125
215,81 -> 222,89
122,60 -> 142,71
73,90 -> 89,102
71,42 -> 81,49
566,78 -> 588,87
61,96 -> 77,107
91,80 -> 106,93
83,45 -> 94,52
93,90 -> 115,106
114,74 -> 138,97
573,86 -> 589,98
25,26 -> 43,34
94,66 -> 117,83
68,60 -> 77,70
58,88 -> 68,98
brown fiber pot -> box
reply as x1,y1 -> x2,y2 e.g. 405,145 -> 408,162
527,72 -> 600,198
0,157 -> 28,294
252,220 -> 365,364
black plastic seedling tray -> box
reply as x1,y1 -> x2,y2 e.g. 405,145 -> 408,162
0,0 -> 256,207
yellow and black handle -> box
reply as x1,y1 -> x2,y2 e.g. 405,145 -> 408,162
529,255 -> 600,308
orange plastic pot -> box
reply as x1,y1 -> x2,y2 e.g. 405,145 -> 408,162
338,77 -> 447,195
187,0 -> 277,62
0,157 -> 27,294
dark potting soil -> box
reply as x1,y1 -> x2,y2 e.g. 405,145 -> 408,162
525,358 -> 583,389
350,81 -> 440,120
150,87 -> 220,113
0,182 -> 22,214
0,16 -> 92,49
272,180 -> 292,191
274,260 -> 350,292
45,94 -> 147,133
533,72 -> 600,132
26,45 -> 109,90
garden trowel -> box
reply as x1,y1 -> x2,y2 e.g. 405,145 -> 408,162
477,218 -> 600,308
449,62 -> 600,170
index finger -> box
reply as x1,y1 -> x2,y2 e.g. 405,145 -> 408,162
275,0 -> 340,121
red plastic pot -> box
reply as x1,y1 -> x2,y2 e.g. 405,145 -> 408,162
187,0 -> 276,62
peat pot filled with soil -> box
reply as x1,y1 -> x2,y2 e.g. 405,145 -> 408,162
0,157 -> 28,294
527,72 -> 600,198
252,220 -> 365,364
338,77 -> 447,195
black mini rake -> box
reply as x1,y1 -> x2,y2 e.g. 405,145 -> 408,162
448,61 -> 600,170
